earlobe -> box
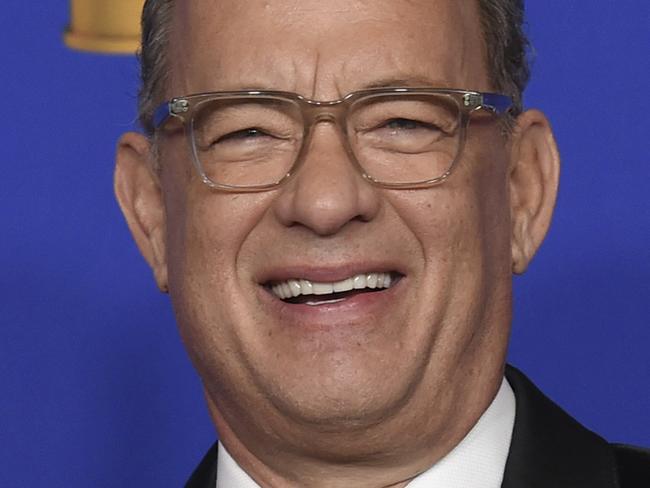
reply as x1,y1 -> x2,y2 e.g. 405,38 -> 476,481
114,132 -> 169,292
509,110 -> 560,274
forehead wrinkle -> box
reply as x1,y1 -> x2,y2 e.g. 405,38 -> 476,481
330,5 -> 483,94
266,0 -> 394,21
218,50 -> 323,94
336,47 -> 456,94
308,51 -> 322,100
171,1 -> 333,95
170,0 -> 488,97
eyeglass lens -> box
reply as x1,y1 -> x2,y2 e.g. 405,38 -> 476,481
189,93 -> 463,188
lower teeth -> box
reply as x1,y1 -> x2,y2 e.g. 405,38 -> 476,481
283,288 -> 382,305
305,298 -> 346,306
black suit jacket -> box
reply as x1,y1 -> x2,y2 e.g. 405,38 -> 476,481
185,365 -> 650,487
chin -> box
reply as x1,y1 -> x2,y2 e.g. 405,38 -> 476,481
254,357 -> 423,432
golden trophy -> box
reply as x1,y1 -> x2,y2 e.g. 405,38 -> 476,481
64,0 -> 145,54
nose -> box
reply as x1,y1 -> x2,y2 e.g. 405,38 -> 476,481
272,123 -> 381,236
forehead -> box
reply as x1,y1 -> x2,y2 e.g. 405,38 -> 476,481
168,0 -> 489,97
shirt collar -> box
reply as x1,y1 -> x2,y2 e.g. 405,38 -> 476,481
217,377 -> 516,488
216,442 -> 259,488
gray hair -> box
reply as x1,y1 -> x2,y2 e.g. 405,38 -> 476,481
137,0 -> 174,136
137,0 -> 530,135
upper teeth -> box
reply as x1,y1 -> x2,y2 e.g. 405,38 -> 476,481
271,272 -> 393,300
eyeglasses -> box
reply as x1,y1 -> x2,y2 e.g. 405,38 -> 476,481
153,88 -> 513,192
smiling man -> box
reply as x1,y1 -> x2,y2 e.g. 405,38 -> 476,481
114,0 -> 649,487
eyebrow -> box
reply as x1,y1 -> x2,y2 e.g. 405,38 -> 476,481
362,76 -> 454,90
187,76 -> 456,100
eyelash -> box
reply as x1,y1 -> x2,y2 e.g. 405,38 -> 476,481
216,128 -> 269,143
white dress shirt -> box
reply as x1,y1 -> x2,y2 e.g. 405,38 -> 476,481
217,377 -> 516,488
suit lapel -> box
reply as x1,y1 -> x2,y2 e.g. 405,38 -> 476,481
185,442 -> 218,488
502,365 -> 619,488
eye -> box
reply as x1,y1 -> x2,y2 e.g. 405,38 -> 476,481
215,128 -> 269,144
382,118 -> 440,133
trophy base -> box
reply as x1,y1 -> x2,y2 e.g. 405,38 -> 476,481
64,29 -> 139,55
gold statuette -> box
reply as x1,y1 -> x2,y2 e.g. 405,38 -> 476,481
64,0 -> 145,54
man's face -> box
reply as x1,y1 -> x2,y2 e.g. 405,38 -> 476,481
155,0 -> 516,456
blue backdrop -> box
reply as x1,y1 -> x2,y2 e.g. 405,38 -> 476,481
1,1 -> 648,486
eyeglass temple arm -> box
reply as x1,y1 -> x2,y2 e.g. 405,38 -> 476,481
480,93 -> 514,114
153,103 -> 170,129
153,98 -> 189,130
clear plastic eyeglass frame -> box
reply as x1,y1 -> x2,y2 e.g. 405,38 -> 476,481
152,87 -> 513,192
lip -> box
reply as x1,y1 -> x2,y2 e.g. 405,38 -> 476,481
257,272 -> 406,330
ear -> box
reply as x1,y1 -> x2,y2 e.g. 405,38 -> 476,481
114,132 -> 169,292
508,109 -> 560,274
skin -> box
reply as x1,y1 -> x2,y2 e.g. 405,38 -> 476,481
115,1 -> 560,486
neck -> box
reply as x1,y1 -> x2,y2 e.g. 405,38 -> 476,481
204,368 -> 504,488
219,440 -> 415,488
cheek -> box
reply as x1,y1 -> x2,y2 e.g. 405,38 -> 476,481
160,159 -> 272,343
169,195 -> 264,286
471,135 -> 513,261
387,135 -> 512,322
454,123 -> 513,257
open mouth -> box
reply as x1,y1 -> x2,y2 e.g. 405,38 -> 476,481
267,272 -> 400,306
